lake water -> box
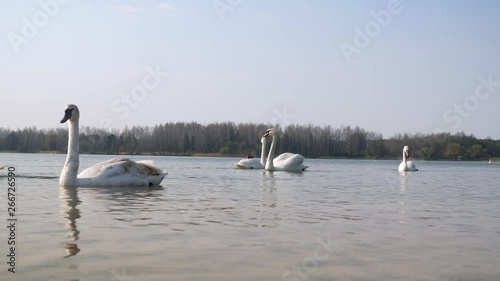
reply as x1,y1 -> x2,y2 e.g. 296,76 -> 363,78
0,153 -> 499,281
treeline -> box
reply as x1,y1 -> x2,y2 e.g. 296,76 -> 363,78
0,123 -> 499,160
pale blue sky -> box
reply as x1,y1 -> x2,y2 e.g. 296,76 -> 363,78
1,0 -> 499,138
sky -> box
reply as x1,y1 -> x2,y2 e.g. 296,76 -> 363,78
0,0 -> 499,139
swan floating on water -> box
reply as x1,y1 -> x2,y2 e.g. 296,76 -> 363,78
262,128 -> 308,172
236,137 -> 267,169
59,104 -> 167,187
398,145 -> 418,172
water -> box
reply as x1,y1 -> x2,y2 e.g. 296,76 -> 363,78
0,153 -> 499,281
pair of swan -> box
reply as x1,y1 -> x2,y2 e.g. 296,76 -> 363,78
398,146 -> 418,172
59,104 -> 167,187
237,128 -> 308,172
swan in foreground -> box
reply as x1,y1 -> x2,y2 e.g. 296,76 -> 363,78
59,104 -> 167,187
398,146 -> 418,172
262,128 -> 308,171
236,137 -> 267,169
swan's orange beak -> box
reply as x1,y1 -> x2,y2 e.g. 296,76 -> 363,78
262,131 -> 270,138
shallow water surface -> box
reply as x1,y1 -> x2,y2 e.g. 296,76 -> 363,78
0,153 -> 499,281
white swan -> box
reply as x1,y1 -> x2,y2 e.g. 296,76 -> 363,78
398,145 -> 418,172
262,128 -> 308,171
236,137 -> 267,169
59,104 -> 167,187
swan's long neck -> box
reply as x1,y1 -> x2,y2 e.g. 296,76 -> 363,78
60,120 -> 79,186
402,150 -> 407,163
265,134 -> 277,170
260,137 -> 267,166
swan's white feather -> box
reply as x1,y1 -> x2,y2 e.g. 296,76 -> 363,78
273,152 -> 295,162
398,161 -> 418,172
274,153 -> 309,170
236,158 -> 264,169
77,158 -> 166,186
406,161 -> 418,171
273,153 -> 305,171
398,161 -> 407,172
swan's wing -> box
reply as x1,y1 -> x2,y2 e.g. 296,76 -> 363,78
273,153 -> 296,162
407,161 -> 418,171
236,158 -> 263,169
274,153 -> 309,170
78,158 -> 167,185
135,160 -> 165,175
78,158 -> 129,178
274,154 -> 305,170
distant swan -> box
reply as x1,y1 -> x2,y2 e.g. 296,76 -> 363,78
398,146 -> 418,172
262,128 -> 308,171
59,104 -> 167,187
236,137 -> 267,169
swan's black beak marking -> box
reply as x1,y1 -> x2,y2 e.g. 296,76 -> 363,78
60,108 -> 73,123
262,130 -> 270,138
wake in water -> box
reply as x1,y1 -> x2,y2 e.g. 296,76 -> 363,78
0,174 -> 59,179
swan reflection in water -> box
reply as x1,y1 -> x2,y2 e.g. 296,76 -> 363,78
256,171 -> 280,228
59,186 -> 81,257
398,172 -> 409,224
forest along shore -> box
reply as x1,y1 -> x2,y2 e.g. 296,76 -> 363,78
0,151 -> 499,162
0,123 -> 499,161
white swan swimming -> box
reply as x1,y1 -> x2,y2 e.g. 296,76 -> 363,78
59,104 -> 167,187
236,137 -> 267,169
262,128 -> 308,171
398,145 -> 418,172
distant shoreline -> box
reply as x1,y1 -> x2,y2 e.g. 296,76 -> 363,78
0,150 -> 498,162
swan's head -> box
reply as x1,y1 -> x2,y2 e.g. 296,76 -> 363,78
60,104 -> 80,123
262,128 -> 276,138
403,146 -> 410,157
